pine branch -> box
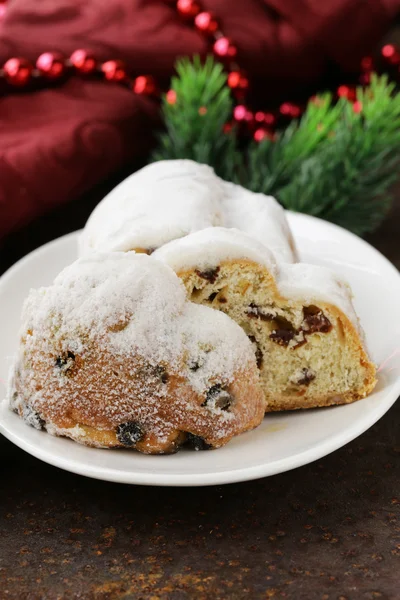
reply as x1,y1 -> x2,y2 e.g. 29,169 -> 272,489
152,56 -> 242,180
275,75 -> 400,235
152,56 -> 400,236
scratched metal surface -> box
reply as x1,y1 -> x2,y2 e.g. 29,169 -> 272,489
0,181 -> 399,600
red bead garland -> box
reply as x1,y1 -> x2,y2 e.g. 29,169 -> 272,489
177,0 -> 200,19
213,37 -> 237,59
36,52 -> 66,80
0,0 -> 398,144
194,12 -> 218,35
3,57 -> 33,86
101,60 -> 127,83
70,49 -> 97,74
133,75 -> 157,96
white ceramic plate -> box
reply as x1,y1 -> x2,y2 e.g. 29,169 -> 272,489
1,213 -> 399,486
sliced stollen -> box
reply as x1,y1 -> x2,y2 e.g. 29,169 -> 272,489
8,252 -> 265,453
80,159 -> 298,263
153,227 -> 377,411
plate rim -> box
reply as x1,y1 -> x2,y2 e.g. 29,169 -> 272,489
1,213 -> 399,486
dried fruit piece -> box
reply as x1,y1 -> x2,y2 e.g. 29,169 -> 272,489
303,306 -> 332,334
202,384 -> 233,411
116,422 -> 144,446
246,303 -> 274,321
154,365 -> 169,384
188,360 -> 201,372
55,351 -> 76,374
22,403 -> 45,430
270,329 -> 295,346
270,317 -> 297,346
186,433 -> 212,451
248,335 -> 263,369
296,368 -> 316,386
195,266 -> 220,284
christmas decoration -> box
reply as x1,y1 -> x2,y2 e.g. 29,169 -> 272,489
70,49 -> 97,74
3,57 -> 33,86
36,52 -> 66,80
153,57 -> 400,236
101,60 -> 127,83
0,0 -> 399,236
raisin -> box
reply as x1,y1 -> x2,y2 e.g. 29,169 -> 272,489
22,404 -> 45,430
55,351 -> 76,373
202,384 -> 232,411
303,306 -> 332,334
207,292 -> 218,302
116,422 -> 144,447
189,361 -> 201,372
186,433 -> 212,451
248,335 -> 263,369
154,365 -> 169,384
296,368 -> 316,386
270,328 -> 295,346
269,316 -> 297,346
246,303 -> 274,321
195,267 -> 220,284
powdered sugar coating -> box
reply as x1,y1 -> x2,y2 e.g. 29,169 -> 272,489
19,252 -> 257,391
221,181 -> 298,263
154,227 -> 361,333
9,252 -> 264,451
80,160 -> 296,263
154,226 -> 278,276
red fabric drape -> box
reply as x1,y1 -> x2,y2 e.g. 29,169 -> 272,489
0,0 -> 399,238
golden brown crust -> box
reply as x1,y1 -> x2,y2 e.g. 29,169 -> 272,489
12,333 -> 264,454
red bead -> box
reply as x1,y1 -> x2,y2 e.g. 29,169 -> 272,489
353,100 -> 363,114
166,89 -> 177,104
337,85 -> 356,102
195,11 -> 218,34
133,75 -> 157,96
254,128 -> 275,143
101,60 -> 127,83
227,70 -> 248,92
213,37 -> 237,59
70,49 -> 97,74
360,56 -> 373,71
233,105 -> 252,122
36,52 -> 66,80
280,102 -> 301,118
382,44 -> 396,58
381,44 -> 400,65
227,71 -> 240,88
3,57 -> 33,86
177,0 -> 200,18
223,121 -> 234,134
255,111 -> 276,126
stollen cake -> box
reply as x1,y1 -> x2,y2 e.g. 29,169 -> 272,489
80,159 -> 298,263
154,228 -> 377,411
8,252 -> 265,453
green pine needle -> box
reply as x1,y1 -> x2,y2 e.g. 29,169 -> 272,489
152,58 -> 400,237
152,56 -> 241,180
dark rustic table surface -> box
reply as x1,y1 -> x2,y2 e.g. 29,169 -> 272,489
0,179 -> 399,600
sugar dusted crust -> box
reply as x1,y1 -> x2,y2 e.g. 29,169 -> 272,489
80,159 -> 297,264
154,229 -> 377,411
8,252 -> 265,453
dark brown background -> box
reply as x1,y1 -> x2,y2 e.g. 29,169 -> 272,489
0,183 -> 399,600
